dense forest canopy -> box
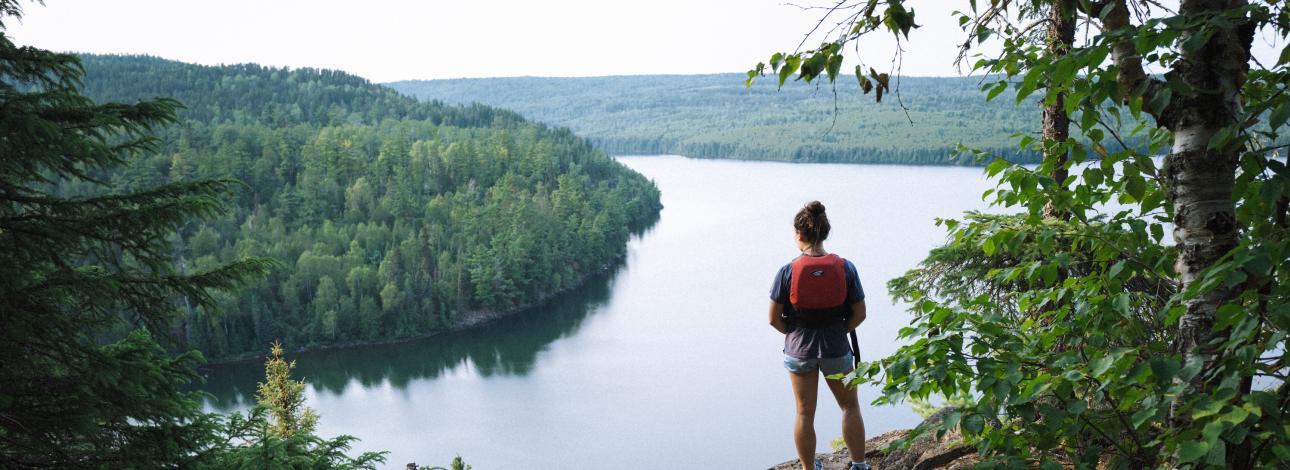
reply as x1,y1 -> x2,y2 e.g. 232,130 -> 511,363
387,74 -> 1043,164
75,54 -> 661,360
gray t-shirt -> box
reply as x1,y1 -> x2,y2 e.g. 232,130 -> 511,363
770,255 -> 865,359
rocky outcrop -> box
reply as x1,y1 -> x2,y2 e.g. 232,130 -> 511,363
770,408 -> 977,470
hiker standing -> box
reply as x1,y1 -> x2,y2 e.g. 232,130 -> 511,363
768,201 -> 870,470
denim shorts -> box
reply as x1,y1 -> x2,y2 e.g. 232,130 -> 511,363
783,353 -> 854,376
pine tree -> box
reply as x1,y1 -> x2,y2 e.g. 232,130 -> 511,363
0,1 -> 272,466
257,342 -> 320,438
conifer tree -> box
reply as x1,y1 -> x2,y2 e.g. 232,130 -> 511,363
0,1 -> 272,466
257,342 -> 320,438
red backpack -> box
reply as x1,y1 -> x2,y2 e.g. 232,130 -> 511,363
789,254 -> 847,309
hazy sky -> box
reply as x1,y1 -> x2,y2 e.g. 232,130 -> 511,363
7,1 -> 1284,83
7,0 -> 971,82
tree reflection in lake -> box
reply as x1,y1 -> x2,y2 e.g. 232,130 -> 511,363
199,259 -> 625,411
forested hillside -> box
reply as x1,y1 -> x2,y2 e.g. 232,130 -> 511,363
76,55 -> 661,360
387,74 -> 1043,164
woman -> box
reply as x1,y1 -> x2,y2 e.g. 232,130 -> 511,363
768,201 -> 870,470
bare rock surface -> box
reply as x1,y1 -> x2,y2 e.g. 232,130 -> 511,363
770,408 -> 976,470
768,429 -> 907,470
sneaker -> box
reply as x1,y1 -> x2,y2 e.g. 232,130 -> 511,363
847,462 -> 872,470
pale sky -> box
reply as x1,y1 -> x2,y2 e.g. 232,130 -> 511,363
6,1 -> 1283,83
6,0 -> 969,82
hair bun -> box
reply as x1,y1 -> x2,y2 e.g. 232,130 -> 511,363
805,201 -> 825,216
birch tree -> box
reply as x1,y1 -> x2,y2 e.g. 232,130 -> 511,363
753,0 -> 1290,466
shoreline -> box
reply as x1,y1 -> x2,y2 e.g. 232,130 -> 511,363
196,255 -> 627,368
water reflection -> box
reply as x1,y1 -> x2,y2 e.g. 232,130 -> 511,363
199,260 -> 624,410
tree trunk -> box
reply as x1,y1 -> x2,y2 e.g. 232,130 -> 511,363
1098,1 -> 1253,465
1164,8 -> 1253,468
1166,0 -> 1249,358
1100,0 -> 1251,459
1042,1 -> 1075,220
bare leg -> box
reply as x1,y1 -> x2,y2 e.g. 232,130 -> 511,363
789,369 -> 819,468
825,375 -> 866,463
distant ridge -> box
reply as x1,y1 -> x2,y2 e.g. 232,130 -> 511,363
79,54 -> 529,129
387,73 -> 1042,165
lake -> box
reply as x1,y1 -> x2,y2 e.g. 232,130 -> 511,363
201,155 -> 997,468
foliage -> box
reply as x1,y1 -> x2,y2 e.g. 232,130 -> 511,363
0,4 -> 267,467
389,74 -> 1047,165
194,345 -> 385,469
258,342 -> 320,438
73,54 -> 662,360
761,0 -> 1290,468
406,454 -> 470,470
198,405 -> 385,469
0,3 -> 379,468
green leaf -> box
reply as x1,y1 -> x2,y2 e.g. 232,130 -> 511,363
986,158 -> 1009,176
801,52 -> 827,83
986,81 -> 1008,101
930,308 -> 951,325
1139,187 -> 1164,214
1066,399 -> 1088,414
1091,354 -> 1115,376
1114,293 -> 1131,316
961,414 -> 985,434
1221,405 -> 1250,425
1149,357 -> 1179,383
1261,178 -> 1286,209
1206,441 -> 1227,466
855,66 -> 873,93
1149,87 -> 1172,115
938,411 -> 963,437
1083,167 -> 1104,186
1192,399 -> 1224,419
1108,260 -> 1126,280
1182,27 -> 1214,54
1052,60 -> 1076,87
825,54 -> 843,83
1079,107 -> 1098,131
1270,103 -> 1290,130
1180,356 -> 1204,381
778,55 -> 800,88
1178,440 -> 1209,462
1208,126 -> 1233,150
1131,406 -> 1156,427
1013,378 -> 1053,405
1125,175 -> 1146,201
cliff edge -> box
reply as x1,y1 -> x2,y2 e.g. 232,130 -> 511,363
769,408 -> 977,470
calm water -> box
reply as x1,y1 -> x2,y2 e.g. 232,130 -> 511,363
201,156 -> 996,469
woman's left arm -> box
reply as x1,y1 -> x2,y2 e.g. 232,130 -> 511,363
768,301 -> 788,334
846,299 -> 867,331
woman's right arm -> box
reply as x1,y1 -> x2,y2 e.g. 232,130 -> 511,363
768,301 -> 788,334
846,299 -> 867,331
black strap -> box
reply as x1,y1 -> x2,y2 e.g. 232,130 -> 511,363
791,304 -> 849,328
849,329 -> 860,368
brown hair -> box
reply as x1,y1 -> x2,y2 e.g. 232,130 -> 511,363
793,200 -> 830,246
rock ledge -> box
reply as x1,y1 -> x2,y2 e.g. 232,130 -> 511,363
769,408 -> 977,470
